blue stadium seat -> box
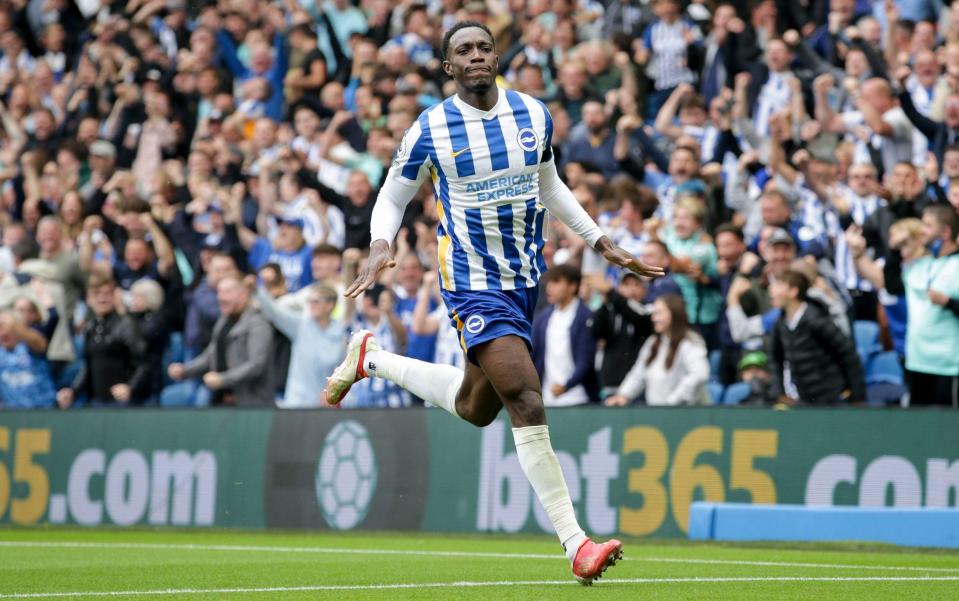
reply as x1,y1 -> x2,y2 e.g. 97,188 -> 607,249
866,351 -> 904,385
708,350 -> 721,383
853,320 -> 882,365
723,382 -> 752,405
708,382 -> 725,405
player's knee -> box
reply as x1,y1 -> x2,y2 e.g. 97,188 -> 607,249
504,388 -> 546,426
458,403 -> 499,427
470,411 -> 499,427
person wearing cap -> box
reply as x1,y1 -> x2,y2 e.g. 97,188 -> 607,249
735,350 -> 778,405
725,226 -> 798,348
749,189 -> 829,259
237,211 -> 314,293
589,269 -> 654,397
80,140 -> 118,212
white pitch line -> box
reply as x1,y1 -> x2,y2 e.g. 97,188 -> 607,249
3,577 -> 959,599
2,541 -> 959,574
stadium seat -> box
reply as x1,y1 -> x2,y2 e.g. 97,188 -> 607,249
865,351 -> 907,406
708,350 -> 722,383
723,382 -> 752,405
866,351 -> 904,385
853,320 -> 882,365
867,383 -> 907,406
708,382 -> 725,405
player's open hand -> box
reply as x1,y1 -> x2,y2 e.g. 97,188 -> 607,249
595,236 -> 665,279
345,239 -> 396,298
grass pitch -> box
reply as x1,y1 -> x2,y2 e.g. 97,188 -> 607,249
1,528 -> 958,600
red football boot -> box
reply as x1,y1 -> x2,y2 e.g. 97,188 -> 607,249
571,538 -> 624,585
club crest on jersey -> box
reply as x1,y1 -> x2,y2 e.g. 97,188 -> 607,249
517,128 -> 538,152
466,315 -> 486,334
392,133 -> 409,168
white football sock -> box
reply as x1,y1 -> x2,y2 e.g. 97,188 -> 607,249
365,350 -> 464,419
512,425 -> 586,562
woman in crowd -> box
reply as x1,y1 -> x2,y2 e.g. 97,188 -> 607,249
605,293 -> 710,406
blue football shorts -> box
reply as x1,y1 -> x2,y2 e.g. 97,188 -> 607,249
439,287 -> 539,365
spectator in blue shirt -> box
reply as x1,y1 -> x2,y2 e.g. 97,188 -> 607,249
562,101 -> 621,180
238,216 -> 313,293
0,312 -> 56,409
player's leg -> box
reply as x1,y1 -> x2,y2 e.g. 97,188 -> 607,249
450,357 -> 503,426
324,329 -> 505,426
472,336 -> 622,583
323,329 -> 469,417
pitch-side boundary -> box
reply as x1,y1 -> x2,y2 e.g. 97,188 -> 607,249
1,540 -> 958,573
2,577 -> 959,598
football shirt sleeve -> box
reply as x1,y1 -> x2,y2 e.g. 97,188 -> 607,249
370,120 -> 432,245
537,158 -> 605,248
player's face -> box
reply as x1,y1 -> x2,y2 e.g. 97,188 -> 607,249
444,27 -> 498,92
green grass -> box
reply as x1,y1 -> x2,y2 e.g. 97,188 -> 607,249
1,528 -> 959,600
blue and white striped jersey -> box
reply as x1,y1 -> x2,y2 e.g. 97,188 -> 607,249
388,87 -> 554,292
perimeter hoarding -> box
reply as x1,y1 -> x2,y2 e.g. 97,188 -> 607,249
0,408 -> 956,539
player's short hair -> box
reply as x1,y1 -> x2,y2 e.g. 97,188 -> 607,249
441,21 -> 495,60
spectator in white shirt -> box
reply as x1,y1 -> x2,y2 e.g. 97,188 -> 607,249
606,293 -> 709,406
531,265 -> 598,407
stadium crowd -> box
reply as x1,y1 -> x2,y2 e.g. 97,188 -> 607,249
0,0 -> 956,410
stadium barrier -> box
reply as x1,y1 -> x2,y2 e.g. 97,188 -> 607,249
0,407 -> 956,541
688,502 -> 959,548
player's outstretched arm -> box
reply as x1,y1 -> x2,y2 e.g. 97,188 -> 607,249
538,160 -> 664,278
346,155 -> 424,297
345,239 -> 396,298
594,235 -> 665,278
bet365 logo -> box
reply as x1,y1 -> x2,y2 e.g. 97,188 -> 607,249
315,420 -> 378,530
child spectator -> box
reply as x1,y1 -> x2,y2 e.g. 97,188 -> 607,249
768,269 -> 865,405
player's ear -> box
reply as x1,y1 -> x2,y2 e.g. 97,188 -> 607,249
442,59 -> 453,77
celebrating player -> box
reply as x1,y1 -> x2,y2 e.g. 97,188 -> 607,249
323,21 -> 664,584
